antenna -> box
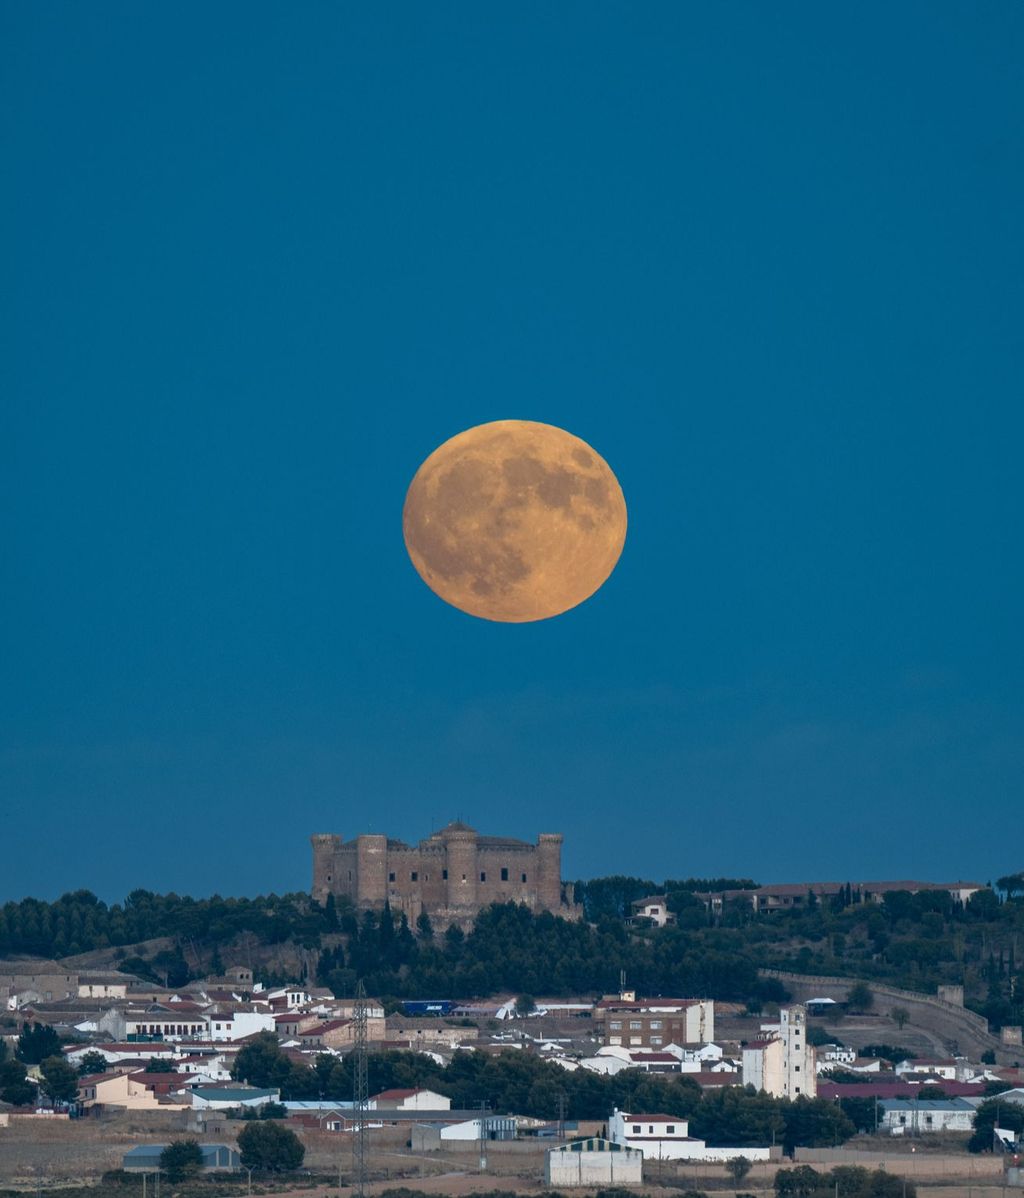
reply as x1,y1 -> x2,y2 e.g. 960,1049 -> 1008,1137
352,980 -> 369,1197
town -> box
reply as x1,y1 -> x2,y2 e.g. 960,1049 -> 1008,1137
1,830 -> 1023,1196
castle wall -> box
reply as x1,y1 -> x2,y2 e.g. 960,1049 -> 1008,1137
311,824 -> 577,927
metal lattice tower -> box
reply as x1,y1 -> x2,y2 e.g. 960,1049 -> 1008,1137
352,979 -> 369,1198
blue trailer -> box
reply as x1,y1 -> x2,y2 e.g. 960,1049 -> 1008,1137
401,999 -> 455,1017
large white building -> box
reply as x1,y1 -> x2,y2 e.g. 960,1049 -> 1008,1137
742,1006 -> 816,1099
546,1139 -> 643,1187
608,1110 -> 771,1162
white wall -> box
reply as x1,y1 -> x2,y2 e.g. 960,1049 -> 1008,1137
546,1149 -> 643,1187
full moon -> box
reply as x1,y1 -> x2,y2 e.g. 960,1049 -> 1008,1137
403,420 -> 627,622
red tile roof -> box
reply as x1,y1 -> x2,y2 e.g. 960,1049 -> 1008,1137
302,1020 -> 351,1034
819,1081 -> 985,1100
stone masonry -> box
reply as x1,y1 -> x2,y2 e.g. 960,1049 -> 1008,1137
311,820 -> 579,928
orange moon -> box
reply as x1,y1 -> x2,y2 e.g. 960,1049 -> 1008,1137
403,420 -> 627,622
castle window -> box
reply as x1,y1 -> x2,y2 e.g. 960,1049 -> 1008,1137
501,867 -> 509,881
521,873 -> 527,883
480,872 -> 486,882
442,869 -> 448,880
326,875 -> 331,882
411,872 -> 418,882
389,872 -> 396,882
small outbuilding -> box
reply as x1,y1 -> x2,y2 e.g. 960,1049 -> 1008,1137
545,1138 -> 643,1187
122,1144 -> 241,1172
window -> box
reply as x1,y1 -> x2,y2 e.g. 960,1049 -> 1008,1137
480,872 -> 486,882
795,1065 -> 800,1072
326,874 -> 331,882
389,872 -> 396,882
632,1125 -> 641,1134
650,1020 -> 662,1029
630,1036 -> 641,1045
648,1125 -> 654,1134
521,873 -> 527,882
609,1036 -> 621,1045
443,869 -> 448,879
650,1036 -> 662,1046
501,867 -> 509,881
629,1020 -> 642,1030
795,1086 -> 801,1094
666,1125 -> 675,1134
609,1021 -> 622,1030
411,871 -> 418,881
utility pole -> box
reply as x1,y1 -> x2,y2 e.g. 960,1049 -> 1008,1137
557,1091 -> 567,1141
352,979 -> 369,1198
478,1100 -> 488,1172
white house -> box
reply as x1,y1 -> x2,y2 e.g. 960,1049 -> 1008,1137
205,1011 -> 276,1041
629,896 -> 676,928
895,1058 -> 965,1082
370,1088 -> 451,1111
99,1006 -> 210,1042
880,1098 -> 976,1134
546,1139 -> 643,1187
818,1044 -> 856,1066
608,1109 -> 770,1162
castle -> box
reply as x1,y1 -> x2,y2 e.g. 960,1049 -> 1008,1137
311,821 -> 580,927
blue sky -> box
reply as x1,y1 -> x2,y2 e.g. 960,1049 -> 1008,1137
2,3 -> 1021,901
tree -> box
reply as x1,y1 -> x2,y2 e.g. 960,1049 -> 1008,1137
726,1155 -> 753,1183
143,1058 -> 176,1072
890,1006 -> 909,1030
237,1120 -> 305,1171
77,1051 -> 110,1077
516,994 -> 536,1017
846,982 -> 873,1013
16,1021 -> 62,1064
159,1139 -> 204,1182
0,1059 -> 36,1107
231,1033 -> 295,1090
209,946 -> 225,976
39,1055 -> 80,1105
968,1095 -> 1024,1153
997,872 -> 1024,899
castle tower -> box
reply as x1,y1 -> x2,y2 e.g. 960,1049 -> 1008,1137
537,833 -> 563,912
355,834 -> 389,907
311,834 -> 341,905
442,821 -> 479,910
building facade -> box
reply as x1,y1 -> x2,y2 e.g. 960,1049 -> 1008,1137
311,821 -> 579,925
594,993 -> 715,1048
742,1005 -> 817,1099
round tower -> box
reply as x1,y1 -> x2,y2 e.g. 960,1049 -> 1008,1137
442,821 -> 479,911
536,833 -> 563,912
311,834 -> 342,905
356,834 -> 389,907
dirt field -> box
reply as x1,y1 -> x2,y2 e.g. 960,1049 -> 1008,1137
0,1115 -> 1013,1195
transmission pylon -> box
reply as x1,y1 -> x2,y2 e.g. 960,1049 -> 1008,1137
352,979 -> 369,1198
